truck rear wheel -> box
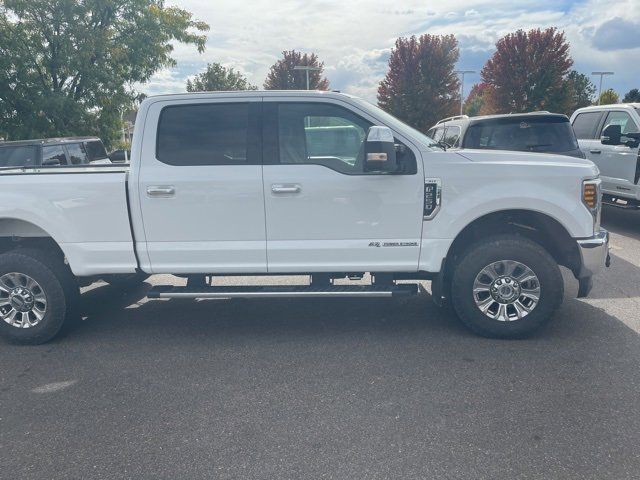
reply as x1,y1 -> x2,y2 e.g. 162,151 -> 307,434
0,249 -> 70,345
450,235 -> 563,338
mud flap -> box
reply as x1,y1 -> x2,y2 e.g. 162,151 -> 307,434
577,275 -> 593,298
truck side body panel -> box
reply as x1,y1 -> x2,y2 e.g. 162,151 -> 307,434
0,170 -> 137,276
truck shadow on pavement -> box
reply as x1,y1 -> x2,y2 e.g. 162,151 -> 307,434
575,252 -> 640,300
602,205 -> 640,240
71,276 -> 633,345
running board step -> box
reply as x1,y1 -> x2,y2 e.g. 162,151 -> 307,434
147,284 -> 418,299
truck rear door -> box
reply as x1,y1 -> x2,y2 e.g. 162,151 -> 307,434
136,97 -> 267,274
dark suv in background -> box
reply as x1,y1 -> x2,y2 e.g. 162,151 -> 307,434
0,137 -> 111,168
427,112 -> 584,158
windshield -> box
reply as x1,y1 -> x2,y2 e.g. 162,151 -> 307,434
352,98 -> 442,150
462,116 -> 579,153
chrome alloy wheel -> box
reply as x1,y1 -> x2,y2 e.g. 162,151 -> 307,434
0,272 -> 47,328
472,260 -> 541,322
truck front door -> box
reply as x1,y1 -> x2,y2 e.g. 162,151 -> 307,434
261,99 -> 424,273
598,111 -> 640,189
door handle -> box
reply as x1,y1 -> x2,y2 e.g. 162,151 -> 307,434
272,184 -> 301,194
589,149 -> 602,154
147,186 -> 175,197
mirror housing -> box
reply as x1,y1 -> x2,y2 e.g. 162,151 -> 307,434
601,124 -> 622,145
364,126 -> 397,173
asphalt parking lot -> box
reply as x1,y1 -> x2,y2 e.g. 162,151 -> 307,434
1,205 -> 639,480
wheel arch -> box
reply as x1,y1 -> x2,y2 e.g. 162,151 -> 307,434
0,218 -> 67,264
440,209 -> 581,294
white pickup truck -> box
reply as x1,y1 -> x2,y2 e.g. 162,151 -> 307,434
0,91 -> 609,344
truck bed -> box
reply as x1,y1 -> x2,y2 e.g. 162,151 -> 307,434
0,165 -> 138,276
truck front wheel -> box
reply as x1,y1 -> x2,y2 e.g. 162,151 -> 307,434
0,249 -> 70,345
450,235 -> 564,338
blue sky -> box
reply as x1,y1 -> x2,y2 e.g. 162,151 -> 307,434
143,0 -> 640,103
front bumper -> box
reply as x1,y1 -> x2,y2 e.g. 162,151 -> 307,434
575,229 -> 610,298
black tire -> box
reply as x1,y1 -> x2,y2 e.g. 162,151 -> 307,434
102,272 -> 149,290
0,249 -> 73,345
450,235 -> 563,339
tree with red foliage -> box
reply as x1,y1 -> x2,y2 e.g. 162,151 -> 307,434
378,34 -> 460,131
481,28 -> 573,113
264,50 -> 330,90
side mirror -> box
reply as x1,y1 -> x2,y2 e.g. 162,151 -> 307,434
601,124 -> 622,145
364,126 -> 397,173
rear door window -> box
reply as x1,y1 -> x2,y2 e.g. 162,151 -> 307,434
65,143 -> 88,165
157,103 -> 251,166
0,146 -> 37,167
572,112 -> 603,139
84,141 -> 109,162
462,117 -> 579,153
41,145 -> 68,166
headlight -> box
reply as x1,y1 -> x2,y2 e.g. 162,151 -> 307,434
582,179 -> 601,234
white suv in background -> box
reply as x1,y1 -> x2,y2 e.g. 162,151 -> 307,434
427,112 -> 585,158
570,104 -> 640,209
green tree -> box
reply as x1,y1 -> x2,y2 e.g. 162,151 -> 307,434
599,88 -> 620,105
481,28 -> 573,113
264,50 -> 330,90
463,83 -> 490,116
623,88 -> 640,103
377,34 -> 460,132
187,63 -> 256,92
563,70 -> 596,114
0,0 -> 208,146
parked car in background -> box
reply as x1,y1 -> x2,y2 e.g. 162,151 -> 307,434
570,104 -> 640,209
0,137 -> 111,168
427,112 -> 584,158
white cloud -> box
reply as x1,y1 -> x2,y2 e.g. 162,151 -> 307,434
142,0 -> 640,101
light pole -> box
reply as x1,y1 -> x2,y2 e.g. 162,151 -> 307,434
454,70 -> 476,115
592,71 -> 614,105
293,65 -> 322,90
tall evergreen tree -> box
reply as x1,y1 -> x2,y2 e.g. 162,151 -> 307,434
623,88 -> 640,103
563,70 -> 596,114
